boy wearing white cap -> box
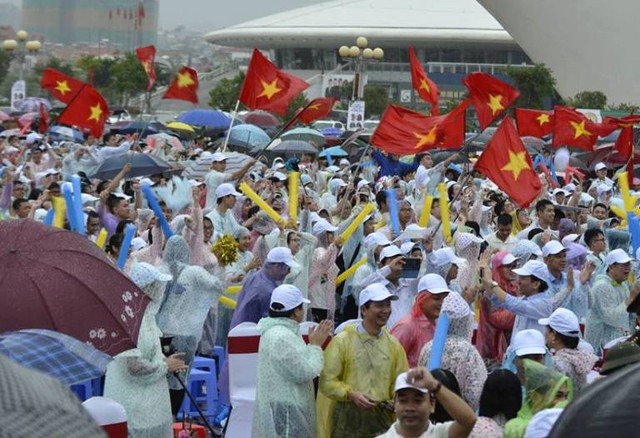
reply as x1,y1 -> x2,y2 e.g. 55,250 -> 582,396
203,151 -> 256,210
319,283 -> 408,438
584,248 -> 640,355
205,182 -> 242,235
593,162 -> 614,188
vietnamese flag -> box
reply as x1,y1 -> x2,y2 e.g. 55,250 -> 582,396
38,102 -> 49,134
515,108 -> 554,138
136,45 -> 156,91
474,116 -> 541,207
294,97 -> 336,125
163,66 -> 199,104
41,68 -> 86,103
57,85 -> 109,138
552,106 -> 615,150
462,72 -> 519,130
409,45 -> 439,115
603,115 -> 640,161
239,49 -> 309,115
370,103 -> 466,155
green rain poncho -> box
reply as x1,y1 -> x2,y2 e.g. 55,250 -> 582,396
251,317 -> 324,438
503,359 -> 573,438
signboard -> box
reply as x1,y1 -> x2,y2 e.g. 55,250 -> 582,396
11,80 -> 25,112
323,73 -> 368,97
400,89 -> 412,103
347,100 -> 365,130
576,108 -> 602,123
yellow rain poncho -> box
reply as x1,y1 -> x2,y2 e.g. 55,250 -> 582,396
317,324 -> 408,438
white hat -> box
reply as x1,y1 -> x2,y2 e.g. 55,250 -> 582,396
605,248 -> 633,267
339,158 -> 350,166
364,232 -> 392,249
200,151 -> 213,161
211,152 -> 227,162
379,245 -> 403,262
326,165 -> 340,173
561,234 -> 580,247
215,183 -> 241,198
597,184 -> 612,196
501,253 -> 518,266
417,273 -> 451,295
431,247 -> 465,267
538,308 -> 581,337
394,224 -> 428,242
188,179 -> 205,187
357,179 -> 370,190
273,171 -> 287,181
272,162 -> 286,171
112,192 -> 131,201
594,162 -> 607,171
3,145 -> 19,155
192,148 -> 203,155
328,178 -> 347,191
552,188 -> 568,197
300,174 -> 314,186
564,183 -> 576,193
359,282 -> 398,307
400,242 -> 417,255
139,177 -> 154,187
513,260 -> 549,284
26,132 -> 43,144
512,329 -> 546,356
80,193 -> 99,205
269,284 -> 310,312
44,168 -> 60,176
266,247 -> 300,269
129,262 -> 172,288
312,219 -> 338,236
394,372 -> 429,394
542,241 -> 566,257
130,237 -> 148,252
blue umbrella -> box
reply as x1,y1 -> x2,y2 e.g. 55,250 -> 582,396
177,109 -> 231,129
49,125 -> 84,143
319,146 -> 348,157
0,329 -> 112,385
321,127 -> 344,137
91,152 -> 172,180
227,124 -> 270,149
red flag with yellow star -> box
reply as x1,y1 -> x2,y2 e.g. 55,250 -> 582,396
38,102 -> 49,134
57,85 -> 109,138
163,66 -> 199,104
136,45 -> 156,91
474,116 -> 541,207
369,103 -> 466,155
40,68 -> 86,104
515,108 -> 554,138
462,72 -> 520,130
239,49 -> 310,115
552,106 -> 615,150
294,97 -> 336,125
409,45 -> 439,115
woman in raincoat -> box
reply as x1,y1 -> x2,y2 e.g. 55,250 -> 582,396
104,262 -> 187,438
252,284 -> 332,438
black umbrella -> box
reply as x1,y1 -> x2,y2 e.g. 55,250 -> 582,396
550,361 -> 640,437
267,139 -> 318,155
91,152 -> 172,180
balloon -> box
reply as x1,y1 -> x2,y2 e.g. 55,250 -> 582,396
554,147 -> 570,172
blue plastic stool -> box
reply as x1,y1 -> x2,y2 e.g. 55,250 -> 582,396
70,379 -> 94,401
212,345 -> 225,377
179,364 -> 218,420
192,355 -> 216,373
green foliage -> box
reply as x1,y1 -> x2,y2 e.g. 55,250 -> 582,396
505,63 -> 556,109
283,93 -> 309,122
208,72 -> 245,111
566,91 -> 607,109
607,102 -> 640,113
0,50 -> 10,87
363,84 -> 389,117
33,57 -> 74,78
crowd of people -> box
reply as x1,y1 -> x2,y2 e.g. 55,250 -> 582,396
2,128 -> 640,438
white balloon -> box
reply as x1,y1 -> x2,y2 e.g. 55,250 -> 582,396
554,147 -> 570,172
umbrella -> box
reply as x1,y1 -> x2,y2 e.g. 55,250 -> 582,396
112,120 -> 164,137
281,127 -> 326,144
244,110 -> 280,127
177,109 -> 231,129
166,121 -> 195,132
320,127 -> 344,138
0,128 -> 20,138
17,112 -> 38,128
0,220 -> 149,356
320,146 -> 348,157
0,329 -> 112,385
521,136 -> 545,154
145,132 -> 184,151
227,124 -> 270,149
431,150 -> 472,165
267,139 -> 318,155
91,152 -> 172,180
550,361 -> 640,437
15,97 -> 51,112
0,110 -> 11,122
182,151 -> 261,179
49,125 -> 84,143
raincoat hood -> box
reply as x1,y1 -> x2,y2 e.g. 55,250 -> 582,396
257,316 -> 299,335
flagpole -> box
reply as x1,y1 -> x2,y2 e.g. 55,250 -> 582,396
221,99 -> 241,152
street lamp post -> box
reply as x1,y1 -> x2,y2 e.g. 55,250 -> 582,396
338,36 -> 384,101
2,30 -> 42,81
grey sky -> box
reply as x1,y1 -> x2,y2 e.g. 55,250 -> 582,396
159,0 -> 321,32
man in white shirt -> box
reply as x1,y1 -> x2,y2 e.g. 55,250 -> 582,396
485,213 -> 518,252
593,162 -> 614,189
204,152 -> 256,210
205,183 -> 242,237
517,199 -> 558,239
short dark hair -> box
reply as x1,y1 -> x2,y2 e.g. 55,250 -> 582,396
103,132 -> 115,143
549,328 -> 580,349
464,221 -> 480,237
584,228 -> 604,247
375,191 -> 387,209
47,182 -> 60,191
536,199 -> 553,214
497,214 -> 513,227
106,233 -> 124,254
12,198 -> 28,211
527,228 -> 544,240
593,202 -> 608,212
430,369 -> 462,423
268,302 -> 302,318
554,208 -> 565,220
533,278 -> 548,293
479,369 -> 522,420
115,219 -> 134,235
87,210 -> 99,220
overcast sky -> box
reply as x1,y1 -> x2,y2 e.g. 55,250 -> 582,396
159,0 -> 321,32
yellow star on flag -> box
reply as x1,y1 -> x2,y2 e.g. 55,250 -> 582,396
88,103 -> 103,122
55,80 -> 71,96
257,79 -> 282,100
500,150 -> 530,181
176,71 -> 195,88
570,120 -> 592,139
308,103 -> 322,111
487,94 -> 504,115
419,78 -> 431,93
142,60 -> 152,74
536,114 -> 550,126
414,126 -> 438,149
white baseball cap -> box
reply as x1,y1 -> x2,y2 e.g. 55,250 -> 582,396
394,372 -> 429,394
431,247 -> 465,267
379,245 -> 403,262
552,188 -> 568,197
538,308 -> 581,337
211,152 -> 227,162
563,183 -> 576,193
597,185 -> 612,196
266,247 -> 300,269
215,183 -> 241,198
513,260 -> 549,287
501,253 -> 518,266
26,132 -> 43,144
359,283 -> 398,307
364,232 -> 392,249
339,158 -> 350,166
130,237 -> 148,252
112,192 -> 132,201
269,284 -> 310,312
561,234 -> 580,247
542,241 -> 566,257
81,193 -> 99,205
272,171 -> 287,181
417,273 -> 451,295
400,242 -> 417,255
605,248 -> 633,267
312,219 -> 338,236
594,162 -> 607,171
394,224 -> 428,242
188,179 -> 205,187
512,329 -> 546,356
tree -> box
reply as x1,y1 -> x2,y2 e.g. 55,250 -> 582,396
33,57 -> 74,79
607,102 -> 640,113
505,63 -> 556,109
363,84 -> 389,117
566,91 -> 607,109
0,50 -> 10,87
208,72 -> 245,111
283,93 -> 309,122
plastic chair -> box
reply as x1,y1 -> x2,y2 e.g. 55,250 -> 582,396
70,379 -> 95,401
192,355 -> 216,373
179,364 -> 218,421
212,345 -> 225,376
